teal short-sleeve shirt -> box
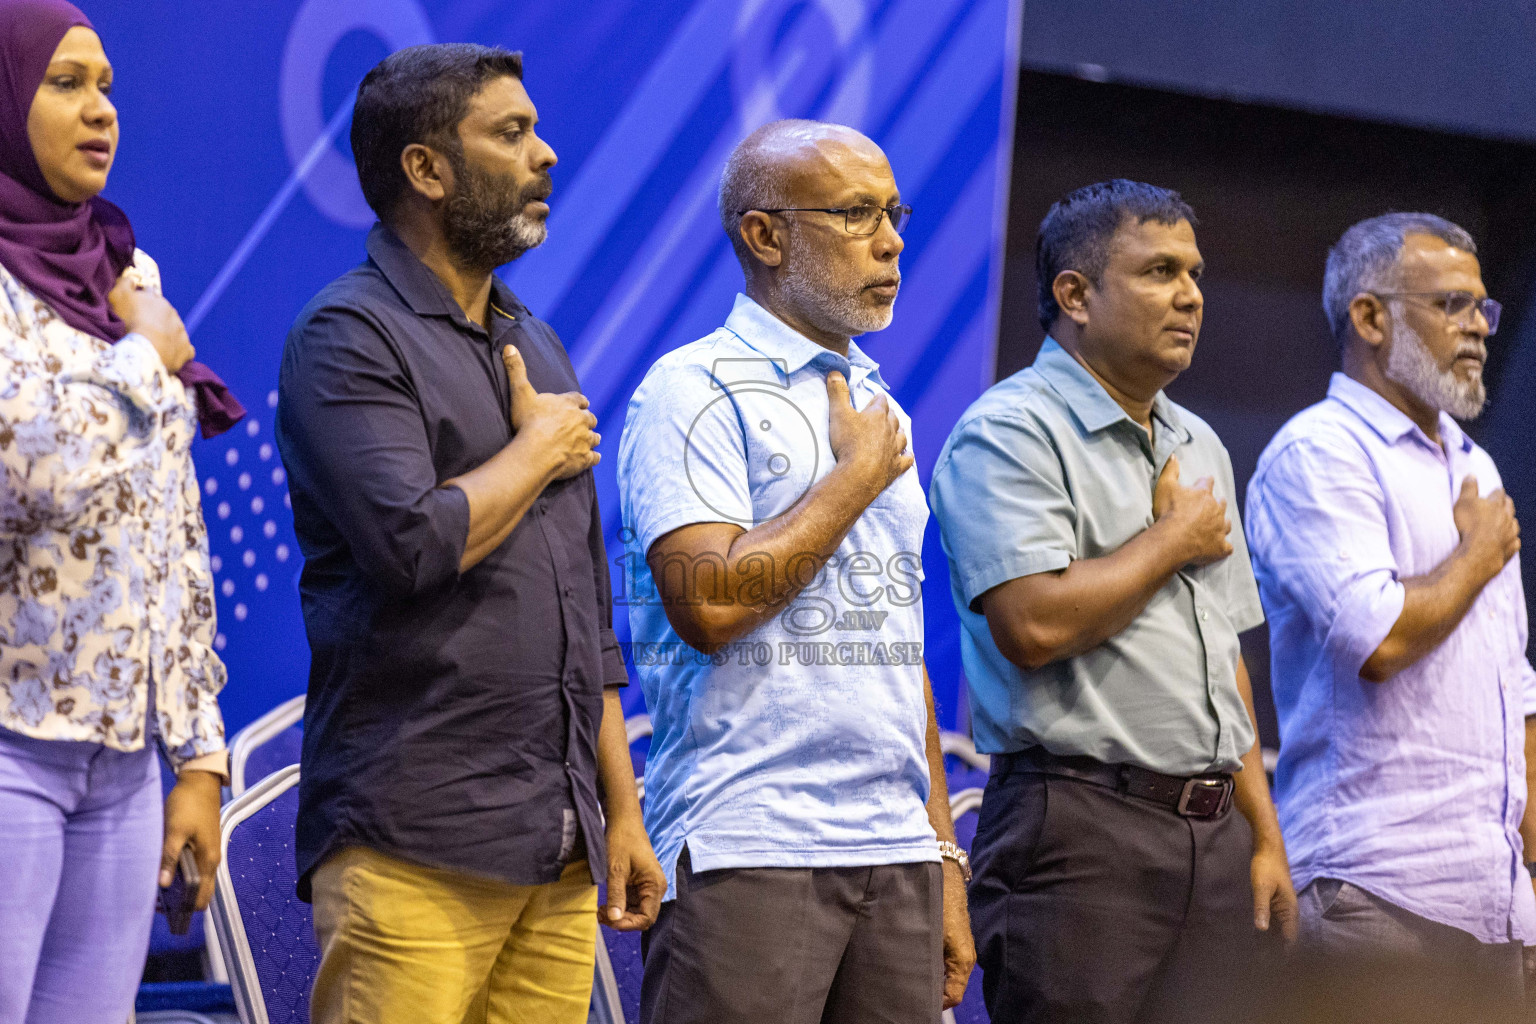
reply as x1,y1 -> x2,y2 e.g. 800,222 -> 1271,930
929,338 -> 1263,774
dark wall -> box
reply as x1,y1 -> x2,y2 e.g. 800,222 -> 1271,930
1019,0 -> 1536,145
996,71 -> 1536,743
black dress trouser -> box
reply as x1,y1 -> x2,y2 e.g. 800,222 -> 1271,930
969,760 -> 1257,1024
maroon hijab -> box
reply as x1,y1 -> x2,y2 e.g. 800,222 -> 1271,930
0,0 -> 243,437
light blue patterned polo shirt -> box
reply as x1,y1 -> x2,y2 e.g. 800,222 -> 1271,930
617,293 -> 939,899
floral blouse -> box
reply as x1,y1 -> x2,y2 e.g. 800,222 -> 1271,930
0,251 -> 226,771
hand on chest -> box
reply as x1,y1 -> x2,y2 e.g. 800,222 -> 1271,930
729,373 -> 924,538
419,325 -> 578,470
1071,440 -> 1227,561
1387,456 -> 1495,575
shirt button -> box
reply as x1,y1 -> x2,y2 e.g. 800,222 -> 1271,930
562,585 -> 573,598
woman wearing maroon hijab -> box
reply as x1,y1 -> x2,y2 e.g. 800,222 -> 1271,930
0,3 -> 240,1020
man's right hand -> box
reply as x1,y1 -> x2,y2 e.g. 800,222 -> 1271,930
503,345 -> 600,480
1152,454 -> 1232,567
826,371 -> 912,501
1454,475 -> 1520,580
108,276 -> 195,373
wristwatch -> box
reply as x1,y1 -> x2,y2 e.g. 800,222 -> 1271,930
938,840 -> 972,884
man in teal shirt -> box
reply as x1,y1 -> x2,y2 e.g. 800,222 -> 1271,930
929,180 -> 1295,1024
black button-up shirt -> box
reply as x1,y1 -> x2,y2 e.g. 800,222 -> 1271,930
276,224 -> 627,898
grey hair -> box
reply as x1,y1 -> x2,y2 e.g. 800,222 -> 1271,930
717,119 -> 854,270
1323,213 -> 1477,342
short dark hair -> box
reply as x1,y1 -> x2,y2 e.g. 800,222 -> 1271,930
1035,179 -> 1197,333
351,43 -> 524,220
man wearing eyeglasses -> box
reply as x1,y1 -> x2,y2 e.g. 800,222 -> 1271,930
615,119 -> 974,1024
1246,213 -> 1534,992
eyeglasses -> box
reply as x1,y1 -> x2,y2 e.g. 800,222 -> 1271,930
1372,291 -> 1503,335
744,203 -> 912,236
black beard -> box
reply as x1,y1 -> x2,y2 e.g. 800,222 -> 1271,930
441,151 -> 551,272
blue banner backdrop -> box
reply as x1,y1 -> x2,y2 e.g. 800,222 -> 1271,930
88,0 -> 1021,734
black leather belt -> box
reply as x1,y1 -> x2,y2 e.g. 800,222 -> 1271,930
993,747 -> 1234,820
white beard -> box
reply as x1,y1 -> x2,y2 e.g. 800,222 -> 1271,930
1383,317 -> 1486,421
778,248 -> 896,338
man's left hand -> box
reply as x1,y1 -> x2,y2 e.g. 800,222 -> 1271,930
941,860 -> 976,1009
162,770 -> 223,911
1250,844 -> 1298,943
602,817 -> 665,931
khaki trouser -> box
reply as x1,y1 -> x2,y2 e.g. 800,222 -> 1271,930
310,845 -> 597,1024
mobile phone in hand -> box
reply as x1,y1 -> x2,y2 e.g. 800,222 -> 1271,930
158,846 -> 200,935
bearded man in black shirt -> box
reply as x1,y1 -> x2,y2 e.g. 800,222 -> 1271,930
276,43 -> 663,1024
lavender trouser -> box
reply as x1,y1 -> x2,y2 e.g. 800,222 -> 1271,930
0,727 -> 162,1024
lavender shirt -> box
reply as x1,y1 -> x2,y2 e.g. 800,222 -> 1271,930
1246,373 -> 1536,944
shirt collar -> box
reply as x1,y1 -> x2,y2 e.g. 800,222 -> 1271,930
722,293 -> 886,387
365,222 -> 530,327
1032,337 -> 1189,442
1325,372 -> 1472,453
